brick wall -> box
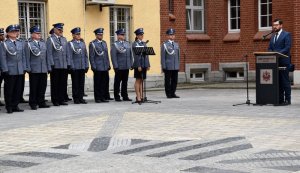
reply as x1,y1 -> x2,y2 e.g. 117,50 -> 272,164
160,0 -> 297,72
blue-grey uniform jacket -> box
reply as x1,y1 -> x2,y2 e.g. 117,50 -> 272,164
111,40 -> 133,70
67,39 -> 89,70
161,41 -> 180,70
0,39 -> 26,75
132,40 -> 150,68
89,39 -> 110,71
25,38 -> 51,73
46,34 -> 70,69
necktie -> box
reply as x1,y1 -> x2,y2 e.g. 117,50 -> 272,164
171,42 -> 174,48
13,41 -> 16,46
274,33 -> 278,44
37,41 -> 40,47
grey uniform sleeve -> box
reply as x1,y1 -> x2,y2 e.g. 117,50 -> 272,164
111,43 -> 118,69
161,44 -> 166,70
83,42 -> 89,69
0,43 -> 8,72
24,42 -> 31,72
46,38 -> 54,66
66,42 -> 74,69
89,42 -> 96,70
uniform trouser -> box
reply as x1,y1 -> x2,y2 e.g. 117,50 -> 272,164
114,69 -> 129,99
279,67 -> 291,103
94,71 -> 108,101
20,74 -> 25,99
104,72 -> 111,99
164,70 -> 178,97
4,75 -> 23,110
71,70 -> 85,102
29,73 -> 47,106
50,69 -> 68,104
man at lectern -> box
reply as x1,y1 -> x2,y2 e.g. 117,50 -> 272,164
268,19 -> 292,105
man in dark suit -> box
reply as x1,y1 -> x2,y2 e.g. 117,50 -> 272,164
268,19 -> 292,105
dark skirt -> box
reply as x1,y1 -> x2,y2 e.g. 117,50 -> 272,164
134,68 -> 147,79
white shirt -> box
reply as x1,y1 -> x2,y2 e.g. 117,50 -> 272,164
274,29 -> 282,43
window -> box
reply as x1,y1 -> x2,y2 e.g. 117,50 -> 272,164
186,0 -> 204,32
109,7 -> 131,44
228,0 -> 240,32
259,0 -> 272,30
190,69 -> 205,82
226,71 -> 244,81
18,1 -> 46,39
169,0 -> 174,13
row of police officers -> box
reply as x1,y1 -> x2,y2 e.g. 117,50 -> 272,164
0,23 -> 180,114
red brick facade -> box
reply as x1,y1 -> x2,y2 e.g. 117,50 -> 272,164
160,0 -> 298,81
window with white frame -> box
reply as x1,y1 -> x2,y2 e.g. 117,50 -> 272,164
186,0 -> 204,32
109,7 -> 131,44
18,1 -> 46,39
259,0 -> 272,30
228,0 -> 240,32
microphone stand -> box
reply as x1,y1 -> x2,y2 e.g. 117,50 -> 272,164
233,54 -> 252,106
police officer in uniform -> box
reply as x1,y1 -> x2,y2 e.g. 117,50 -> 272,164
67,27 -> 89,104
132,28 -> 150,104
25,26 -> 51,110
15,24 -> 28,103
0,25 -> 27,113
111,28 -> 133,102
0,28 -> 5,107
161,28 -> 180,98
46,23 -> 70,106
89,28 -> 111,103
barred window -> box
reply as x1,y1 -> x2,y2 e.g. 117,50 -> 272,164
18,1 -> 46,39
109,7 -> 131,44
186,0 -> 204,32
259,0 -> 272,30
228,0 -> 240,32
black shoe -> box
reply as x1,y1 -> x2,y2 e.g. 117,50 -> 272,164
0,101 -> 5,106
7,108 -> 13,114
167,96 -> 173,99
59,102 -> 68,106
123,98 -> 132,101
79,99 -> 87,104
95,100 -> 101,103
115,98 -> 122,102
65,98 -> 72,102
172,95 -> 180,98
12,107 -> 24,112
100,99 -> 109,103
30,105 -> 37,110
106,98 -> 114,100
53,102 -> 60,106
20,98 -> 28,103
39,104 -> 50,108
74,100 -> 80,104
84,94 -> 88,97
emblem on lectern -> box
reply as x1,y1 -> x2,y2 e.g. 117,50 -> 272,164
260,69 -> 273,84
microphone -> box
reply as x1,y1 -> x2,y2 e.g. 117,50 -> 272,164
262,30 -> 275,40
145,40 -> 149,44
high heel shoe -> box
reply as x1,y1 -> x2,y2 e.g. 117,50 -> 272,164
136,97 -> 142,105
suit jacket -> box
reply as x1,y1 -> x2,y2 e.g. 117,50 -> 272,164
268,30 -> 291,65
25,39 -> 50,73
132,40 -> 150,68
0,39 -> 26,75
161,41 -> 180,70
67,40 -> 89,70
89,39 -> 110,71
46,34 -> 70,69
111,41 -> 133,70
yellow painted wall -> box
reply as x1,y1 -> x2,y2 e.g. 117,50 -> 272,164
1,0 -> 161,76
0,0 -> 19,28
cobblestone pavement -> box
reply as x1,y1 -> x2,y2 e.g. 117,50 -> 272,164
0,88 -> 300,173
